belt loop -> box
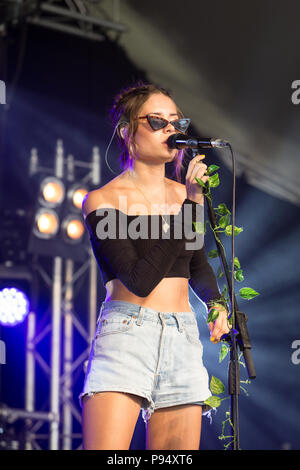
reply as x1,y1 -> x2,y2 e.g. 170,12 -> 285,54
158,312 -> 166,327
96,302 -> 105,326
174,313 -> 183,333
136,306 -> 145,326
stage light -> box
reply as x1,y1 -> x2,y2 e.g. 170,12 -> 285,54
40,177 -> 65,207
62,216 -> 85,243
68,185 -> 88,210
0,287 -> 30,327
34,209 -> 59,238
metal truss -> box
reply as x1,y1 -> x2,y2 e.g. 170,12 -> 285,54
23,253 -> 98,450
0,140 -> 101,449
1,0 -> 128,42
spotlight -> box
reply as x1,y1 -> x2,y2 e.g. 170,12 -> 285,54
0,287 -> 30,327
40,177 -> 65,207
68,185 -> 88,211
62,216 -> 85,243
34,209 -> 59,239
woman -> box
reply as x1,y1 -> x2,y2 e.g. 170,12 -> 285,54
79,82 -> 230,450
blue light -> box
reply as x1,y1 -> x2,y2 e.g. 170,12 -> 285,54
0,287 -> 30,327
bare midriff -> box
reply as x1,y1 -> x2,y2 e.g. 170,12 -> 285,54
104,277 -> 193,313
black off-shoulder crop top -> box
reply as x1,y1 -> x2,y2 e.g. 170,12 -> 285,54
84,197 -> 221,306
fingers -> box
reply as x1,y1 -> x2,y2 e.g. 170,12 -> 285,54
186,154 -> 207,183
190,162 -> 208,184
209,310 -> 230,344
186,155 -> 209,204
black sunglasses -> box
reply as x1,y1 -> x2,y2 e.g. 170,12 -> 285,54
137,114 -> 191,133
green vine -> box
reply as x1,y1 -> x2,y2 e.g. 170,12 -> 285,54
193,163 -> 259,450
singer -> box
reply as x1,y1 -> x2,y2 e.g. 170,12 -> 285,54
79,82 -> 230,450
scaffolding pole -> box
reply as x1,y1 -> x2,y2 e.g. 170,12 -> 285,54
63,259 -> 74,450
25,310 -> 36,450
49,256 -> 62,450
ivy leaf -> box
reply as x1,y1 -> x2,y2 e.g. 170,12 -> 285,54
208,172 -> 220,188
234,269 -> 244,282
204,395 -> 222,408
206,164 -> 220,175
219,344 -> 229,363
225,225 -> 243,236
234,257 -> 241,269
195,176 -> 207,188
207,308 -> 220,323
210,376 -> 225,395
193,221 -> 205,234
208,249 -> 218,259
239,287 -> 260,299
219,214 -> 231,228
215,203 -> 231,215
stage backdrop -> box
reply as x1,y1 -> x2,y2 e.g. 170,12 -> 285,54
95,0 -> 300,207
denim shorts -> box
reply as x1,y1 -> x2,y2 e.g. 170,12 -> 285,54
79,300 -> 214,424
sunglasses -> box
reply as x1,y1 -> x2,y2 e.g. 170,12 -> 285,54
137,114 -> 191,133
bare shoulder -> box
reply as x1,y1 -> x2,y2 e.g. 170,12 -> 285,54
82,183 -> 116,219
82,188 -> 105,218
82,175 -> 126,218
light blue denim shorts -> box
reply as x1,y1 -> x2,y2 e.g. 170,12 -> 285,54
79,300 -> 214,424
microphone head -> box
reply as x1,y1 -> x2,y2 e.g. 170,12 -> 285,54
166,133 -> 186,149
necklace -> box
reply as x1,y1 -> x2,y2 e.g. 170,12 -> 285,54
129,175 -> 170,233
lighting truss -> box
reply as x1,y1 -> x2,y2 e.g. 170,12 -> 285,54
0,139 -> 101,450
1,0 -> 128,42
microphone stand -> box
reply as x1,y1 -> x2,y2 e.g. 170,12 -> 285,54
200,169 -> 256,451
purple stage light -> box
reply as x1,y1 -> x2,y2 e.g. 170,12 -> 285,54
0,287 -> 30,327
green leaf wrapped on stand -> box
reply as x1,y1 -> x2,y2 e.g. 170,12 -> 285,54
204,395 -> 222,408
210,375 -> 226,394
208,172 -> 220,188
194,162 -> 259,449
219,344 -> 229,363
239,287 -> 260,299
225,225 -> 243,236
207,308 -> 220,323
207,164 -> 220,175
215,203 -> 231,215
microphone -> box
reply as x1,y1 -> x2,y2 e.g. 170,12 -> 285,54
167,133 -> 228,150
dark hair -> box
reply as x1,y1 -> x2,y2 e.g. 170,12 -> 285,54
110,81 -> 186,182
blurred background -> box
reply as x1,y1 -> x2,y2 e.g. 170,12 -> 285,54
0,0 -> 299,450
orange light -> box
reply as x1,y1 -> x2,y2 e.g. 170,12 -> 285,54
72,188 -> 88,210
66,219 -> 85,240
40,177 -> 65,206
36,210 -> 59,237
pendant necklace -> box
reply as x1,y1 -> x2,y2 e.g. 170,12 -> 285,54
129,175 -> 170,233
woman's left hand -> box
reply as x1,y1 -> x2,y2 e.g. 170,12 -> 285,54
207,305 -> 231,344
